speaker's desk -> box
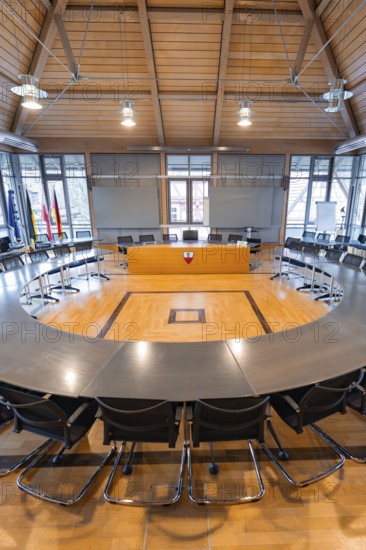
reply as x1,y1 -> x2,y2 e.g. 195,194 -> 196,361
127,242 -> 251,274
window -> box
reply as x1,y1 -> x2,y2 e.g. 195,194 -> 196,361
167,155 -> 210,226
0,153 -> 13,226
352,157 -> 366,232
18,154 -> 91,240
286,155 -> 354,237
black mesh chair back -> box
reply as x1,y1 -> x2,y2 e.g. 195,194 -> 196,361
163,233 -> 178,242
33,233 -> 49,243
96,397 -> 185,505
53,244 -> 71,258
335,235 -> 350,244
302,230 -> 316,239
0,237 -> 10,252
302,243 -> 319,256
227,233 -> 242,243
96,397 -> 179,448
76,230 -> 91,238
270,370 -> 363,435
0,385 -> 111,505
139,234 -> 155,243
284,237 -> 302,253
358,234 -> 366,244
74,241 -> 92,252
207,233 -> 223,242
343,253 -> 363,267
52,232 -> 68,240
1,255 -> 24,271
182,230 -> 198,241
325,248 -> 343,261
264,369 -> 364,487
188,396 -> 269,504
316,232 -> 330,242
28,250 -> 50,263
191,396 -> 269,446
118,235 -> 134,245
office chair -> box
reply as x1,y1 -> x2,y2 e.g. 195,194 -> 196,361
207,233 -> 223,242
0,386 -> 115,505
187,396 -> 269,504
301,230 -> 316,239
52,232 -> 68,241
139,234 -> 155,243
50,245 -> 80,292
263,369 -> 363,486
227,233 -> 242,243
27,250 -> 60,303
69,241 -> 94,279
96,397 -> 185,506
334,235 -> 351,251
117,236 -> 134,268
316,232 -> 331,242
75,230 -> 91,239
358,234 -> 366,245
1,254 -> 24,271
342,253 -> 363,268
182,230 -> 198,241
247,237 -> 262,267
162,233 -> 178,242
33,233 -> 49,243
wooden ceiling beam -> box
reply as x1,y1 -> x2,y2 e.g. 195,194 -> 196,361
213,0 -> 234,146
315,0 -> 333,18
293,18 -> 314,76
65,6 -> 303,24
11,0 -> 69,136
136,0 -> 165,145
55,18 -> 78,77
297,0 -> 359,138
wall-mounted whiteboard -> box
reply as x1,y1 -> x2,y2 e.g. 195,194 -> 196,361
316,201 -> 337,232
92,187 -> 160,228
209,187 -> 275,227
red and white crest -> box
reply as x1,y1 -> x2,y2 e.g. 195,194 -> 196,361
183,251 -> 194,264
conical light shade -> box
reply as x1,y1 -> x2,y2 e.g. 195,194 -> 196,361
11,74 -> 47,110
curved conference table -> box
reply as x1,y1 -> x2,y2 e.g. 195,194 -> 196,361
0,247 -> 366,401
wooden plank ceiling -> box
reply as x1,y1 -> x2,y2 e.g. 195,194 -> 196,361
0,0 -> 365,147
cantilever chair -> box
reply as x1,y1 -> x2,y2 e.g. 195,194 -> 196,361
96,397 -> 186,506
75,230 -> 91,239
227,233 -> 242,243
163,233 -> 178,242
263,369 -> 363,487
0,386 -> 115,505
117,235 -> 134,268
247,237 -> 262,267
139,234 -> 155,243
207,233 -> 223,242
182,229 -> 198,241
302,230 -> 316,239
316,232 -> 331,243
52,232 -> 68,241
1,254 -> 24,271
187,396 -> 269,504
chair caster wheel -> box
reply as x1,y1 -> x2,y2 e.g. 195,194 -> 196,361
278,451 -> 289,461
209,463 -> 219,475
122,464 -> 133,475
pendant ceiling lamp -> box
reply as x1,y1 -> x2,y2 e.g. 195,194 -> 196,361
11,74 -> 48,110
237,100 -> 255,127
323,79 -> 353,113
120,99 -> 136,127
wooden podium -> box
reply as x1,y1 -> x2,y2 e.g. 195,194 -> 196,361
127,242 -> 250,274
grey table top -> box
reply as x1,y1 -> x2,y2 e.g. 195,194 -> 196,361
0,248 -> 366,400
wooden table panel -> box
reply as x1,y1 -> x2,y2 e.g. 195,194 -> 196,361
127,243 -> 250,274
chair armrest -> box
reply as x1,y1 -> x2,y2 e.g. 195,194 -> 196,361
282,394 -> 300,413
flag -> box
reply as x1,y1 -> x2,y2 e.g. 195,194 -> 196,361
25,189 -> 37,241
42,200 -> 53,241
7,190 -> 22,242
52,190 -> 63,237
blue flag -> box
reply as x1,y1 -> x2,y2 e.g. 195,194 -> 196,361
7,190 -> 22,242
